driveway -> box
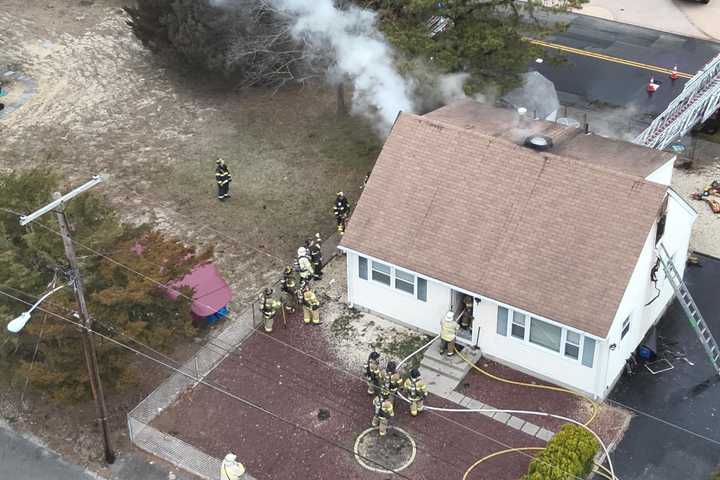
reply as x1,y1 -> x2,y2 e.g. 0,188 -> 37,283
579,0 -> 720,41
610,253 -> 720,480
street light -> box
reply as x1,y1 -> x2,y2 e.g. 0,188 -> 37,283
7,284 -> 69,333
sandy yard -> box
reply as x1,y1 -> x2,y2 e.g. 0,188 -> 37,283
0,0 -> 378,472
0,0 -> 379,305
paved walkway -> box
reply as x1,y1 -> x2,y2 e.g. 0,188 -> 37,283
578,0 -> 720,41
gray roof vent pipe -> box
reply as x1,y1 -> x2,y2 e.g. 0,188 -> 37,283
524,135 -> 554,151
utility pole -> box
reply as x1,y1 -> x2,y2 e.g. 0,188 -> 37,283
53,192 -> 115,464
18,176 -> 115,464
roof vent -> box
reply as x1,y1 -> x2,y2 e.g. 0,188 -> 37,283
524,135 -> 553,151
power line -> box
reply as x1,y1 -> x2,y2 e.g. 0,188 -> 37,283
0,288 -> 419,479
0,286 -> 596,480
7,195 -> 720,465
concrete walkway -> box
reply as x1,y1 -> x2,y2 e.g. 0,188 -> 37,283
420,339 -> 555,443
577,0 -> 720,41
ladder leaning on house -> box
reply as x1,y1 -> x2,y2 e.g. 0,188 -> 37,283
657,244 -> 720,375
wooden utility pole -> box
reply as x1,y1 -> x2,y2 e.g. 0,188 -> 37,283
52,192 -> 115,464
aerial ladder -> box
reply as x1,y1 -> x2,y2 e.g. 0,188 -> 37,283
634,52 -> 720,150
634,54 -> 720,375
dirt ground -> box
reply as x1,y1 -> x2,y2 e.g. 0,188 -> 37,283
152,313 -> 543,480
459,360 -> 631,447
0,0 -> 378,473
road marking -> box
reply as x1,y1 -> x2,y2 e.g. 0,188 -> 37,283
528,38 -> 694,79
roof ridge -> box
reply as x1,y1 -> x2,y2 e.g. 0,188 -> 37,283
402,112 -> 667,193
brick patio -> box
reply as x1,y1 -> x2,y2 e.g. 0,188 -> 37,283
151,314 -> 544,480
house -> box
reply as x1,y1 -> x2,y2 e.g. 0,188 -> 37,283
338,100 -> 697,399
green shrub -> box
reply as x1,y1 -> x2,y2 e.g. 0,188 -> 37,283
523,424 -> 599,480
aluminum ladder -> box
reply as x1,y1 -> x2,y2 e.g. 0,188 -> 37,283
633,52 -> 720,150
658,244 -> 720,375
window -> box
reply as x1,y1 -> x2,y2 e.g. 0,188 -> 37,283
529,318 -> 562,352
358,256 -> 368,280
655,196 -> 669,244
395,269 -> 415,295
497,307 -> 509,336
511,312 -> 527,339
621,316 -> 630,340
371,261 -> 391,286
582,337 -> 596,367
564,331 -> 581,359
417,278 -> 427,302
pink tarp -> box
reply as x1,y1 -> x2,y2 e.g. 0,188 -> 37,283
166,263 -> 232,317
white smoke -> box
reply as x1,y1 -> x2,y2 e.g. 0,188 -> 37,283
269,0 -> 415,133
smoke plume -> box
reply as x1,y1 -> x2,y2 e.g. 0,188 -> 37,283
269,0 -> 415,133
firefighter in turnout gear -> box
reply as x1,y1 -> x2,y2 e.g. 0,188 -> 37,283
306,233 -> 323,280
297,247 -> 314,285
404,368 -> 428,417
260,288 -> 281,333
382,361 -> 403,406
459,295 -> 474,331
215,158 -> 232,201
440,310 -> 459,356
220,453 -> 245,480
372,393 -> 395,436
333,191 -> 350,235
301,284 -> 321,325
364,350 -> 382,395
280,265 -> 299,313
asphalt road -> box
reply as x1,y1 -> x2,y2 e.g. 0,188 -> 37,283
610,254 -> 720,480
531,13 -> 720,115
0,421 -> 195,480
0,424 -> 96,480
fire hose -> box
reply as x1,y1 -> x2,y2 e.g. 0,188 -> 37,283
395,335 -> 616,480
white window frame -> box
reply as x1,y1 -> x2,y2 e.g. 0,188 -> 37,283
371,260 -> 392,286
367,260 -> 425,300
564,330 -> 581,360
499,305 -> 596,368
621,316 -> 631,340
510,312 -> 527,340
394,268 -> 416,295
529,317 -> 563,353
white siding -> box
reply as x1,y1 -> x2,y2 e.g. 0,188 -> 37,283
644,157 -> 676,186
475,300 -> 602,397
599,190 -> 696,397
346,251 -> 450,334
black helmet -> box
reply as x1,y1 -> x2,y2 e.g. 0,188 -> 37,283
386,361 -> 397,373
410,368 -> 420,379
263,287 -> 273,296
304,238 -> 312,247
369,351 -> 380,361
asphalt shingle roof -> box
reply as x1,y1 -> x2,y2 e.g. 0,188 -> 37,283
340,112 -> 668,338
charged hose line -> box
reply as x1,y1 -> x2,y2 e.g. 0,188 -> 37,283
397,341 -> 615,480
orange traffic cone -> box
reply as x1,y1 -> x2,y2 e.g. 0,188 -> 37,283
670,65 -> 679,81
647,77 -> 659,93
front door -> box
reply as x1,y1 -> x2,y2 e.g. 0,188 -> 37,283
450,290 -> 474,345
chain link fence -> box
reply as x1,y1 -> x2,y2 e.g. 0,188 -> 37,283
127,230 -> 341,479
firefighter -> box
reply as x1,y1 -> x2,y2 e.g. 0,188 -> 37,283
459,295 -> 474,331
382,361 -> 403,406
301,284 -> 321,325
215,158 -> 232,201
306,233 -> 323,280
372,393 -> 395,436
404,368 -> 428,417
280,265 -> 298,313
297,247 -> 314,285
364,350 -> 382,395
260,287 -> 281,333
440,310 -> 459,356
333,191 -> 351,235
220,453 -> 246,480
